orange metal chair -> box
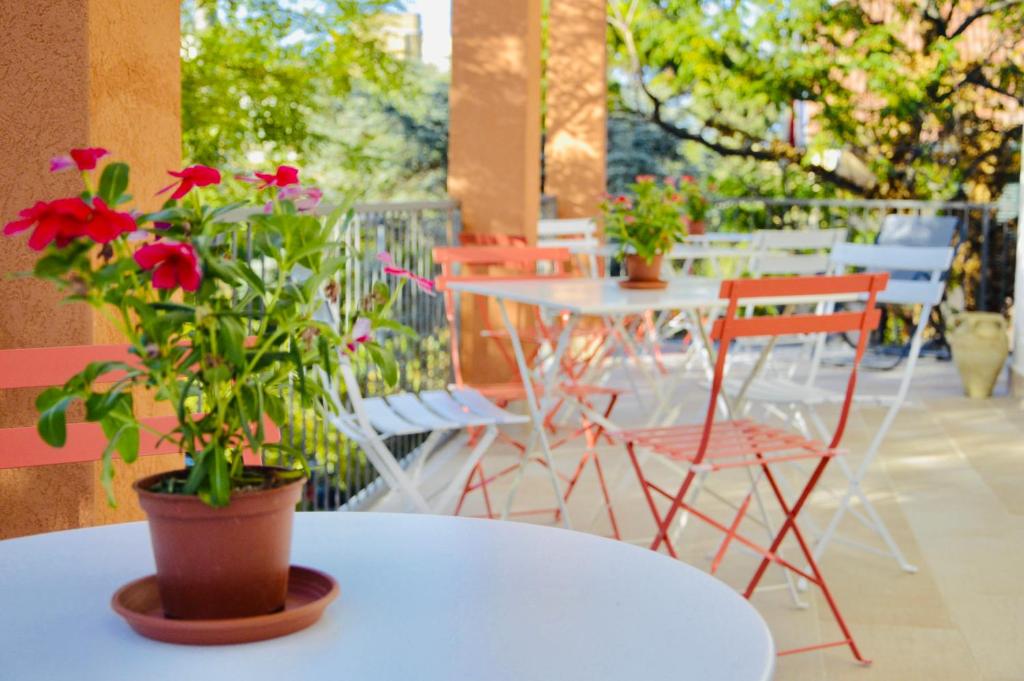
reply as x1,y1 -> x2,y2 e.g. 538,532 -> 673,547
434,245 -> 623,536
0,344 -> 268,470
615,273 -> 888,663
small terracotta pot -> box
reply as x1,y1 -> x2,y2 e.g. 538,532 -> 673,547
687,218 -> 706,236
134,467 -> 305,620
625,253 -> 664,283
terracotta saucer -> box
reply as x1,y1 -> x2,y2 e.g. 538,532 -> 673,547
111,566 -> 339,645
619,279 -> 668,290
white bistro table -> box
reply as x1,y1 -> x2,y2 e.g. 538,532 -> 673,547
0,513 -> 774,681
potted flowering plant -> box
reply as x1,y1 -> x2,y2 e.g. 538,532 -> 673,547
679,174 -> 711,235
4,149 -> 418,624
601,175 -> 688,289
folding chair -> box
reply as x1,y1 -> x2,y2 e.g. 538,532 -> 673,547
615,273 -> 888,663
748,227 -> 849,278
315,355 -> 529,514
733,243 -> 954,572
537,217 -> 603,277
877,213 -> 959,355
433,245 -> 623,534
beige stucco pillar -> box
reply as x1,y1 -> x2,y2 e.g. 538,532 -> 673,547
545,0 -> 607,220
449,0 -> 542,240
0,0 -> 182,539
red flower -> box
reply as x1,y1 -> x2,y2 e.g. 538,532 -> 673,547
612,195 -> 633,208
635,174 -> 656,183
158,165 -> 222,200
681,175 -> 696,184
134,241 -> 202,292
3,198 -> 92,250
86,199 -> 137,244
254,165 -> 300,189
50,147 -> 109,173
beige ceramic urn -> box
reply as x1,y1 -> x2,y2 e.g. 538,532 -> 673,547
947,312 -> 1009,398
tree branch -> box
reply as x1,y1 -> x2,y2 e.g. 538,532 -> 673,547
948,0 -> 1024,39
644,111 -> 874,196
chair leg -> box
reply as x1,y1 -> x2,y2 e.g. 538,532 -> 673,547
435,427 -> 499,514
626,442 -> 679,559
746,458 -> 869,665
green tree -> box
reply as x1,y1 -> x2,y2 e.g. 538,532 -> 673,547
308,64 -> 449,200
607,0 -> 1024,200
182,0 -> 404,168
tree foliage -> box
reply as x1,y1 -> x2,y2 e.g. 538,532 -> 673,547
607,0 -> 1024,199
182,0 -> 404,168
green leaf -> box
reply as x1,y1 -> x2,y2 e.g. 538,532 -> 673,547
366,342 -> 399,387
183,452 -> 207,495
209,447 -> 230,507
218,316 -> 246,369
289,334 -> 306,397
36,390 -> 73,447
97,162 -> 130,205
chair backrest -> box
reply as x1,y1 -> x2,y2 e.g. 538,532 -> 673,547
0,344 -> 267,469
876,214 -> 959,282
821,242 -> 953,398
433,246 -> 574,387
877,214 -> 958,248
698,273 -> 888,463
537,218 -> 602,277
828,243 -> 953,307
458,233 -> 529,248
749,228 -> 848,276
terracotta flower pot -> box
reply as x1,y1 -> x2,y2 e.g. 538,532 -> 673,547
134,467 -> 305,620
623,254 -> 666,289
686,218 -> 706,236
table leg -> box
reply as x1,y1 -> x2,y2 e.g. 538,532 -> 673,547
496,299 -> 572,528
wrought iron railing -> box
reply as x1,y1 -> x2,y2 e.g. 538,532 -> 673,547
288,200 -> 460,511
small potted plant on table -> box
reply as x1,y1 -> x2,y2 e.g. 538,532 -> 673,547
4,150 -> 415,639
601,175 -> 688,289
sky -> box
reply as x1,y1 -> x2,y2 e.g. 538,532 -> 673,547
403,0 -> 451,70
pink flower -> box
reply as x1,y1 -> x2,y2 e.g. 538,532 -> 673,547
280,185 -> 323,212
254,165 -> 300,189
3,198 -> 92,250
50,147 -> 109,173
158,165 -> 222,200
635,174 -> 656,183
377,251 -> 435,295
346,317 -> 373,351
134,240 -> 202,292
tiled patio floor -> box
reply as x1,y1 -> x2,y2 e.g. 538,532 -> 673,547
378,354 -> 1024,680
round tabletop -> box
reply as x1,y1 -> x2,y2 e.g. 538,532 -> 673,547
0,513 -> 774,680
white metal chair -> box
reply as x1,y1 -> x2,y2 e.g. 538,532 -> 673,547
731,242 -> 955,571
315,356 -> 528,514
748,227 -> 849,277
289,262 -> 529,515
537,217 -> 602,277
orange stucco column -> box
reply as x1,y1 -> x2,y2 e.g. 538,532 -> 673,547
545,0 -> 607,220
0,0 -> 182,539
448,0 -> 543,384
449,0 -> 542,241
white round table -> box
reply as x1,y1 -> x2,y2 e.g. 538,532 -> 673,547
0,513 -> 774,680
